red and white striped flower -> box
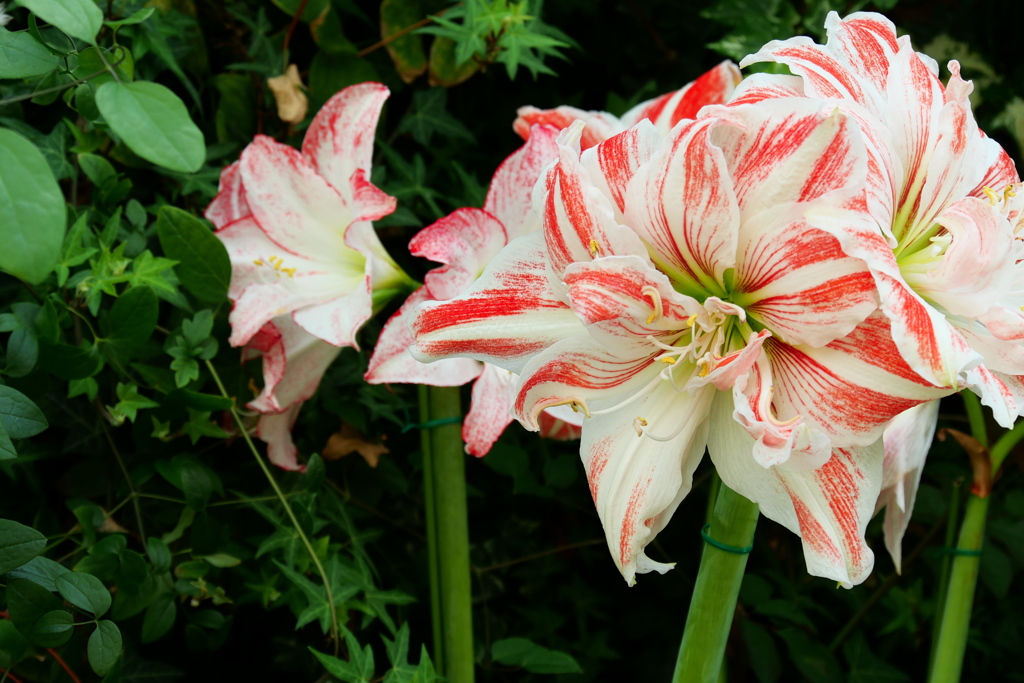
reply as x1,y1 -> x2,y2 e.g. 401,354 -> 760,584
411,99 -> 948,586
365,125 -> 583,455
737,12 -> 1024,427
208,82 -> 413,351
513,60 -> 741,149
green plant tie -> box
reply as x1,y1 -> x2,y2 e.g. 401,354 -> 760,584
401,416 -> 463,433
700,523 -> 754,555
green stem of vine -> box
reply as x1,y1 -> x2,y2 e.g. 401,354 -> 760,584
205,360 -> 340,655
674,483 -> 759,682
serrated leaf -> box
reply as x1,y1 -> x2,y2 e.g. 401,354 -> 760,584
95,81 -> 205,173
88,621 -> 122,676
0,27 -> 60,78
397,87 -> 474,146
0,519 -> 46,574
0,128 -> 66,283
19,0 -> 104,44
154,207 -> 230,303
428,35 -> 479,87
56,571 -> 112,617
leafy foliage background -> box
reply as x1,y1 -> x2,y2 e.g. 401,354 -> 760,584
0,0 -> 1022,681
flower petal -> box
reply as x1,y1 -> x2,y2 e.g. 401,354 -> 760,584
247,316 -> 341,414
879,400 -> 939,573
365,286 -> 483,386
256,405 -> 305,472
410,208 -> 508,301
410,232 -> 585,374
205,161 -> 250,228
291,276 -> 372,349
463,363 -> 517,457
513,105 -> 623,150
484,124 -> 559,241
620,60 -> 741,133
581,119 -> 662,220
582,378 -> 716,585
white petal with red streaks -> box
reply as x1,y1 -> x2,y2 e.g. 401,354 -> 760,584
463,363 -> 517,457
963,365 -> 1018,428
256,404 -> 305,472
581,120 -> 661,218
513,105 -> 623,150
729,73 -> 805,105
365,287 -> 483,386
484,125 -> 559,240
291,276 -> 373,349
582,379 -> 715,585
620,60 -> 741,133
301,82 -> 389,201
410,232 -> 585,374
247,317 -> 341,414
625,116 -> 739,290
410,209 -> 508,301
765,313 -> 950,449
878,400 -> 938,572
205,161 -> 250,228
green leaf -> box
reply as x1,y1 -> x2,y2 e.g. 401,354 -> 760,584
777,627 -> 843,683
271,0 -> 329,22
155,207 -> 231,303
741,620 -> 781,683
0,385 -> 47,439
104,7 -> 155,28
78,152 -> 117,187
39,340 -> 103,380
141,595 -> 176,644
309,51 -> 379,108
0,519 -> 46,574
155,454 -> 216,509
107,286 -> 158,353
0,27 -> 60,78
146,537 -> 172,574
34,610 -> 73,638
108,382 -> 158,424
7,556 -> 71,592
428,36 -> 479,87
491,638 -> 582,674
6,578 -> 72,647
381,0 -> 428,83
5,325 -> 39,378
88,621 -> 122,676
397,87 -> 474,146
310,647 -> 366,682
73,46 -> 134,87
95,81 -> 205,173
0,128 -> 66,283
19,0 -> 104,44
55,571 -> 112,617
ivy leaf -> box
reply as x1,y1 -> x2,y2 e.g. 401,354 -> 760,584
155,207 -> 230,304
396,88 -> 474,146
95,81 -> 205,173
0,519 -> 46,574
87,621 -> 122,676
108,382 -> 158,425
0,27 -> 60,78
19,0 -> 104,44
0,128 -> 66,283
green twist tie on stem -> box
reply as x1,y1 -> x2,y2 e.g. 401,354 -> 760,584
401,416 -> 463,434
700,523 -> 754,555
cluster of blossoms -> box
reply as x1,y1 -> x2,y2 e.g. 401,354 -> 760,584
210,13 -> 1022,587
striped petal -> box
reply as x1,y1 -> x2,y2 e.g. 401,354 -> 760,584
513,105 -> 623,150
256,404 -> 304,472
580,120 -> 661,217
410,232 -> 585,374
246,316 -> 341,414
878,400 -> 939,573
463,363 -> 517,457
409,208 -> 508,301
620,60 -> 741,133
205,161 -> 250,228
484,124 -> 559,241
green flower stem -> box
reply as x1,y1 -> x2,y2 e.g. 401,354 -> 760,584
928,477 -> 962,677
427,385 -> 475,683
929,394 -> 1024,682
674,483 -> 759,683
205,360 -> 341,655
419,385 -> 444,673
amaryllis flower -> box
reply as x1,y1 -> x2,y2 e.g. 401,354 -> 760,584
366,125 -> 583,455
736,12 -> 1024,426
513,60 -> 741,149
240,316 -> 341,471
876,400 -> 940,572
206,82 -> 415,351
410,100 -> 948,586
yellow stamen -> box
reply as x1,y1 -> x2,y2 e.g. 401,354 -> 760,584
281,267 -> 296,277
660,356 -> 677,365
982,186 -> 998,205
588,239 -> 600,257
633,417 -> 648,437
1006,185 -> 1018,200
642,285 -> 663,325
685,313 -> 698,327
698,360 -> 711,378
253,259 -> 264,266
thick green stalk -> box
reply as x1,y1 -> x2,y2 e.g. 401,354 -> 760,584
418,385 -> 444,673
428,386 -> 475,683
927,478 -> 962,677
674,483 -> 759,683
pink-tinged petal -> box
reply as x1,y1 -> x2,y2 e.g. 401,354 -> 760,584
216,216 -> 283,301
963,365 -> 1019,429
538,403 -> 584,441
410,209 -> 508,301
709,396 -> 882,587
410,232 -> 585,374
734,207 -> 878,347
879,400 -> 939,572
765,313 -> 951,449
484,125 -> 559,240
247,317 -> 341,414
625,116 -> 740,291
463,363 -> 517,457
709,99 -> 867,219
365,287 -> 483,386
291,276 -> 372,349
729,73 -> 806,105
581,120 -> 661,217
582,379 -> 716,585
239,136 -> 357,261
301,82 -> 389,200
972,147 -> 1021,195
539,122 -> 650,276
256,405 -> 305,472
563,255 -> 700,350
957,325 -> 1024,376
205,161 -> 250,228
512,335 -> 662,432
695,327 -> 771,393
819,12 -> 900,100
620,60 -> 741,133
908,198 -> 1014,318
513,105 -> 623,150
350,168 -> 397,222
